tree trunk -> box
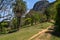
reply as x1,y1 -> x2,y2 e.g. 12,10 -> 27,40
17,17 -> 21,29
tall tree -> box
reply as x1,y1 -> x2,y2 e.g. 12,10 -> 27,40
13,0 -> 26,29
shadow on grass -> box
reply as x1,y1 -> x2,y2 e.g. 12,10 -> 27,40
47,26 -> 60,37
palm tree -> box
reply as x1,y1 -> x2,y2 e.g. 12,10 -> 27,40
13,0 -> 26,29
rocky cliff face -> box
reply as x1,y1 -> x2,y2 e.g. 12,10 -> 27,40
33,0 -> 49,13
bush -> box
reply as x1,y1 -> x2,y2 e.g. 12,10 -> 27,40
24,18 -> 32,25
0,22 -> 8,34
55,4 -> 60,32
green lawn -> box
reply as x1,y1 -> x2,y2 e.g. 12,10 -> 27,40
0,22 -> 53,40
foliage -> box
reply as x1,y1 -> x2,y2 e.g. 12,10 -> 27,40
33,12 -> 40,22
0,0 -> 15,33
13,0 -> 26,28
11,18 -> 18,29
0,21 -> 9,34
24,18 -> 32,25
9,17 -> 18,32
47,1 -> 60,20
13,0 -> 26,17
0,0 -> 58,35
25,10 -> 47,25
0,0 -> 27,34
54,4 -> 60,32
44,8 -> 51,22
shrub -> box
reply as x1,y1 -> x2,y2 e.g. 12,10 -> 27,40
0,22 -> 8,34
24,18 -> 32,25
55,4 -> 60,32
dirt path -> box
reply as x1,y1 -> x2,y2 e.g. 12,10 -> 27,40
28,25 -> 54,40
34,33 -> 51,40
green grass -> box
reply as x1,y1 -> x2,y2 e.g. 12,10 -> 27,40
51,35 -> 60,40
0,22 -> 53,40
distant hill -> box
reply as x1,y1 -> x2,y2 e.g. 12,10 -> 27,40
32,0 -> 49,13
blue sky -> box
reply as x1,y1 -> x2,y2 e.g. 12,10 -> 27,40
23,0 -> 56,10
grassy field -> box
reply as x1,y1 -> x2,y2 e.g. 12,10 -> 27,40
51,35 -> 60,40
0,22 -> 53,40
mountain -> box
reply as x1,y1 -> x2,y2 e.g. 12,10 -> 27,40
32,0 -> 49,13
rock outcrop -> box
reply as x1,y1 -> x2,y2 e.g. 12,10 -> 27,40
33,0 -> 49,13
